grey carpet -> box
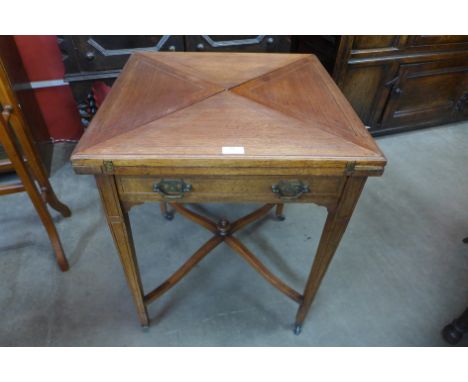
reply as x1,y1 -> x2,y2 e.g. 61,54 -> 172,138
0,121 -> 467,346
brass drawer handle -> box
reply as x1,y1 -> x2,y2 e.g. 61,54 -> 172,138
153,179 -> 192,200
271,180 -> 310,201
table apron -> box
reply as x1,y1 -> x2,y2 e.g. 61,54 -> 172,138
115,175 -> 346,206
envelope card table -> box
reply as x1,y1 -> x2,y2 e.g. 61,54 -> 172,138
71,52 -> 386,334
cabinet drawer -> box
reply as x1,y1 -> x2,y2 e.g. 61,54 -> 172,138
406,35 -> 468,49
116,175 -> 344,205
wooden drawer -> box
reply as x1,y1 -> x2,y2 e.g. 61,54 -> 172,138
406,35 -> 468,49
116,175 -> 344,205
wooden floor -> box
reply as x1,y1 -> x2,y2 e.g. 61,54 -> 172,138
0,121 -> 467,346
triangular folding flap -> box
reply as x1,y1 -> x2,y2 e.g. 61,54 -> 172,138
82,91 -> 377,159
139,52 -> 310,89
232,56 -> 382,154
74,53 -> 223,154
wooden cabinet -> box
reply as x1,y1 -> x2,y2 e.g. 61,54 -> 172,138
406,35 -> 468,49
380,58 -> 468,131
333,35 -> 468,135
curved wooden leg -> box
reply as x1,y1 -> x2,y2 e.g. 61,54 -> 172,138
96,175 -> 149,327
0,112 -> 69,271
144,235 -> 223,304
27,183 -> 69,271
294,177 -> 366,334
35,204 -> 69,271
4,100 -> 70,217
2,104 -> 71,218
225,236 -> 303,303
43,188 -> 71,217
275,203 -> 285,221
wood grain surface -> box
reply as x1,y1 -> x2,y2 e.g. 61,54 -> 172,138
71,52 -> 386,176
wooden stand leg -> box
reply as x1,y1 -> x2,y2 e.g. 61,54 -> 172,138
42,186 -> 72,217
159,201 -> 174,220
275,203 -> 285,221
0,111 -> 69,271
95,175 -> 149,327
294,176 -> 367,334
9,109 -> 71,217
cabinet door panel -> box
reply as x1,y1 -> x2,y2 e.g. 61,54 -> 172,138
68,36 -> 184,73
407,35 -> 468,48
341,64 -> 393,125
185,35 -> 290,52
381,59 -> 468,130
352,36 -> 400,50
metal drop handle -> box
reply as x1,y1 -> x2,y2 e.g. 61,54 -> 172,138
153,179 -> 192,200
271,180 -> 310,201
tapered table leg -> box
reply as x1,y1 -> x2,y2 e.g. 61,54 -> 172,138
294,176 -> 367,334
95,175 -> 149,327
159,201 -> 174,220
275,203 -> 285,221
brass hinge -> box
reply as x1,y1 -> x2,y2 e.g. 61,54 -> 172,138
102,160 -> 114,174
345,161 -> 356,175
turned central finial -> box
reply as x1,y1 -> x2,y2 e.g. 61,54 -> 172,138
216,218 -> 231,236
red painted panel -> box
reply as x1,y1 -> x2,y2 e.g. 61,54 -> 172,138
14,35 -> 64,80
13,35 -> 83,140
33,86 -> 84,140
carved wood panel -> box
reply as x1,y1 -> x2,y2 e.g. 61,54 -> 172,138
380,58 -> 468,130
184,35 -> 291,52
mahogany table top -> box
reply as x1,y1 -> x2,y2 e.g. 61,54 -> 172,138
71,52 -> 386,176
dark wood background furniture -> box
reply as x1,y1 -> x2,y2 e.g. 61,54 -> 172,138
71,52 -> 386,332
333,36 -> 468,136
0,56 -> 71,271
58,35 -> 468,137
